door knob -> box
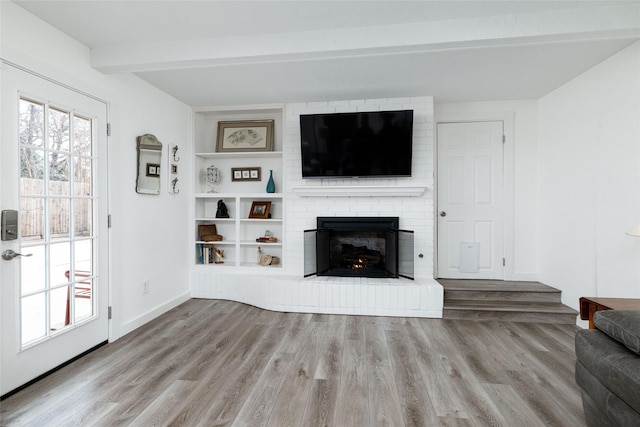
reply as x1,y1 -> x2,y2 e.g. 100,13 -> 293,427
440,211 -> 447,217
2,249 -> 33,261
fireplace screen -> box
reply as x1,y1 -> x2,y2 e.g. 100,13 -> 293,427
304,217 -> 414,279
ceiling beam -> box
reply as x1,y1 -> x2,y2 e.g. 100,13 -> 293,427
91,5 -> 640,73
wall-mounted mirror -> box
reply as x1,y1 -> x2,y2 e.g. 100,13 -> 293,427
136,134 -> 162,194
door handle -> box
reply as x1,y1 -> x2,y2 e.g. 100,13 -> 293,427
440,211 -> 447,217
1,250 -> 33,261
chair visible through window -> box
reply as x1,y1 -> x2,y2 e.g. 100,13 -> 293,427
64,270 -> 92,326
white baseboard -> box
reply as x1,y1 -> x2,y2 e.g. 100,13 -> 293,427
116,291 -> 191,339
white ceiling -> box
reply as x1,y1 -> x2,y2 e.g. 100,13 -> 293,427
14,1 -> 640,107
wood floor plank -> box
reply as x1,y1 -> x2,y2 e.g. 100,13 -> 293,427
404,318 -> 470,420
163,323 -> 272,426
364,318 -> 404,427
0,300 -> 586,427
505,368 -> 583,426
301,379 -> 339,427
128,379 -> 197,426
481,383 -> 545,427
232,352 -> 294,427
366,362 -> 405,427
414,320 -> 512,426
267,321 -> 327,427
202,325 -> 286,425
313,315 -> 346,380
385,328 -> 439,426
335,338 -> 369,426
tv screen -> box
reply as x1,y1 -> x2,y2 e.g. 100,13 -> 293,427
300,110 -> 413,178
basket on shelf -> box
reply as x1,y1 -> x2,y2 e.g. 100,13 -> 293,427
198,224 -> 223,242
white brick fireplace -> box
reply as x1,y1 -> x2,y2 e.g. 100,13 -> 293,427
192,96 -> 443,317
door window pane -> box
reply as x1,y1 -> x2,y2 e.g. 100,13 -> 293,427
48,108 -> 69,152
49,198 -> 70,239
50,285 -> 69,331
22,293 -> 46,344
74,199 -> 92,237
73,115 -> 92,157
49,242 -> 71,286
74,280 -> 93,323
74,157 -> 92,196
20,245 -> 46,295
20,197 -> 44,241
49,152 -> 70,189
19,99 -> 44,148
20,147 -> 45,185
74,240 -> 92,274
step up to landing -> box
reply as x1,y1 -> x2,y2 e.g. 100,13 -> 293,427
438,279 -> 578,324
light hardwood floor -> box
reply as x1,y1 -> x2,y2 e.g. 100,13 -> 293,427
1,299 -> 586,426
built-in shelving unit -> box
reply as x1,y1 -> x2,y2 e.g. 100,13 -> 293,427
193,105 -> 284,269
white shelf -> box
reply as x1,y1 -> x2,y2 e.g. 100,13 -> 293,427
196,151 -> 283,159
291,185 -> 428,197
239,262 -> 282,269
197,262 -> 235,267
240,241 -> 283,247
195,193 -> 283,198
196,240 -> 235,245
195,217 -> 235,222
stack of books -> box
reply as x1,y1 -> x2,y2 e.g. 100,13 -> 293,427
256,236 -> 278,243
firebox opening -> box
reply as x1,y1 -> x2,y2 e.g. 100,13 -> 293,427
330,231 -> 387,275
315,217 -> 400,278
305,216 -> 414,280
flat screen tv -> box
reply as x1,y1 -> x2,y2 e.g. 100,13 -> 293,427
300,109 -> 413,178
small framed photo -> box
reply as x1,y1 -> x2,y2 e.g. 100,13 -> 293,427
216,120 -> 274,153
146,163 -> 160,177
248,201 -> 271,219
231,167 -> 261,182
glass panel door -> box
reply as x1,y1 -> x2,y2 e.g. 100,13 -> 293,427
303,228 -> 317,277
1,64 -> 108,396
19,97 -> 97,346
398,229 -> 414,280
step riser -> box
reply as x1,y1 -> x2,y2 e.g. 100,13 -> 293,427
443,309 -> 577,324
445,290 -> 561,303
438,280 -> 578,325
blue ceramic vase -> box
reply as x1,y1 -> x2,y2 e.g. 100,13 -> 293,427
266,169 -> 275,193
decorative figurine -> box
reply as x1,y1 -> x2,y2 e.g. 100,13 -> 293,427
216,199 -> 229,218
204,164 -> 220,193
214,247 -> 224,264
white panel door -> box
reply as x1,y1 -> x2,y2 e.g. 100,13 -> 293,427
1,64 -> 109,396
437,121 -> 504,279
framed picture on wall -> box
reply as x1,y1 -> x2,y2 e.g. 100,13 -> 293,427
231,167 -> 261,182
216,120 -> 274,152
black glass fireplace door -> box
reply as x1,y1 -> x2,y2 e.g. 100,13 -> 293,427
304,228 -> 414,279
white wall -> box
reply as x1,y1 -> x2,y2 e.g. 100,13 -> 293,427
1,2 -> 193,340
434,100 -> 540,280
538,41 -> 640,319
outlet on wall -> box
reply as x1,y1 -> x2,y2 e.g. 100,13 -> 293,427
143,279 -> 149,294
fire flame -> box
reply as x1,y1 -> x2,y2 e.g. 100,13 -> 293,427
351,258 -> 366,269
